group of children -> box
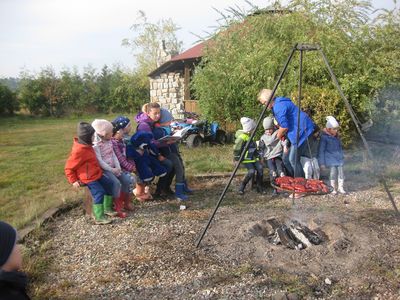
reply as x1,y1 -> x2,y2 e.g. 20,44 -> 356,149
64,111 -> 187,225
234,114 -> 346,196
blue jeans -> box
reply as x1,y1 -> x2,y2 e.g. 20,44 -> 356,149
86,175 -> 114,204
103,170 -> 121,198
289,136 -> 313,177
119,171 -> 135,193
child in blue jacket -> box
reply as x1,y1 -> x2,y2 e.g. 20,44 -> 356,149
318,116 -> 346,195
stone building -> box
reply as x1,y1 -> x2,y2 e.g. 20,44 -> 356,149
148,42 -> 204,118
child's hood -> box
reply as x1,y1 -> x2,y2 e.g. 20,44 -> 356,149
129,131 -> 154,148
73,137 -> 94,150
235,129 -> 246,139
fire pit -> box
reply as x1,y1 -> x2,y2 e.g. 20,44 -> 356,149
249,218 -> 327,250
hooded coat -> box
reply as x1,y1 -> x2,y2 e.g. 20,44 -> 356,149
259,131 -> 284,160
233,130 -> 258,163
64,138 -> 103,184
318,130 -> 344,167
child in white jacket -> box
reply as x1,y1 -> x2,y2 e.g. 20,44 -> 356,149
92,119 -> 131,218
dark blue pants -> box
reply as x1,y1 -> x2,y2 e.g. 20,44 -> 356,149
157,158 -> 174,191
86,175 -> 114,204
242,161 -> 263,188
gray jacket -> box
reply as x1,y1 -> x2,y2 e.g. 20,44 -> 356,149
259,131 -> 286,160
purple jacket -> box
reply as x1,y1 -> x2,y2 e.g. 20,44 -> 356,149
135,112 -> 167,149
111,138 -> 136,173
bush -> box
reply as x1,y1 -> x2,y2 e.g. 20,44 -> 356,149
192,0 -> 400,145
0,83 -> 18,115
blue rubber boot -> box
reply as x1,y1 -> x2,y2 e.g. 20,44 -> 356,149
175,183 -> 188,201
183,180 -> 194,194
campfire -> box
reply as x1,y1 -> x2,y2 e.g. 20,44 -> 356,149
249,218 -> 327,250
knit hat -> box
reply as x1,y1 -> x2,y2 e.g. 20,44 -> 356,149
0,221 -> 17,268
112,116 -> 131,134
240,117 -> 256,133
263,116 -> 274,130
326,116 -> 339,129
92,119 -> 113,137
159,108 -> 174,124
77,122 -> 95,145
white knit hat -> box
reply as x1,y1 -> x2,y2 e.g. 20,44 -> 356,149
92,119 -> 113,136
240,117 -> 256,133
326,116 -> 339,129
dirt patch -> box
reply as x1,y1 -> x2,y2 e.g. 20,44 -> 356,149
24,175 -> 400,299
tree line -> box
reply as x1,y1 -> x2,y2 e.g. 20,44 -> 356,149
0,65 -> 148,116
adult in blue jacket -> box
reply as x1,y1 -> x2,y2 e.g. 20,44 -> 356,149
258,89 -> 315,177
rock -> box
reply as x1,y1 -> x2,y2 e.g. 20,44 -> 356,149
287,293 -> 299,300
272,292 -> 288,300
325,278 -> 332,285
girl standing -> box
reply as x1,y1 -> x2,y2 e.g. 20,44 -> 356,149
318,116 -> 346,195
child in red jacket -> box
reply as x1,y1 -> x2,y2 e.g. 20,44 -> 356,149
65,122 -> 114,224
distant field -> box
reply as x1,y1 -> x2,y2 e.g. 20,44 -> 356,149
0,115 -> 233,228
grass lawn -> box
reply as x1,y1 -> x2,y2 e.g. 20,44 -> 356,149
0,115 -> 234,228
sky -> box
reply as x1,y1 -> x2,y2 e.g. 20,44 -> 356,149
0,0 -> 397,78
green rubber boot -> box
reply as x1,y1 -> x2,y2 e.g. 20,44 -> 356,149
92,204 -> 112,225
103,195 -> 118,217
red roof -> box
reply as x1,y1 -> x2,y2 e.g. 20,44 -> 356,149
148,42 -> 205,77
170,42 -> 204,61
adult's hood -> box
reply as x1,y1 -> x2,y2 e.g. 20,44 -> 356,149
274,96 -> 292,105
135,112 -> 153,124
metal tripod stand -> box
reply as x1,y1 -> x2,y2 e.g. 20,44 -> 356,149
195,43 -> 399,248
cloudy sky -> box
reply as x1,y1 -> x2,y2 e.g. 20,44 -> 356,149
0,0 -> 397,78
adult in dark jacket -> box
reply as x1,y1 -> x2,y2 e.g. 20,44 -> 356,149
152,108 -> 193,200
0,221 -> 30,300
258,88 -> 316,177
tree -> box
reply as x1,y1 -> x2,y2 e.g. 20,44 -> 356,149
191,0 -> 400,144
18,71 -> 48,116
0,83 -> 18,115
122,10 -> 183,82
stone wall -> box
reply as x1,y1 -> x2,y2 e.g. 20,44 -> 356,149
149,71 -> 185,119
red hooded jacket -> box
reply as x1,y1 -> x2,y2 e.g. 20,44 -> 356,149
65,138 -> 103,184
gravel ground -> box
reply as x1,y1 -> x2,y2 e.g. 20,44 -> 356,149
24,171 -> 400,299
